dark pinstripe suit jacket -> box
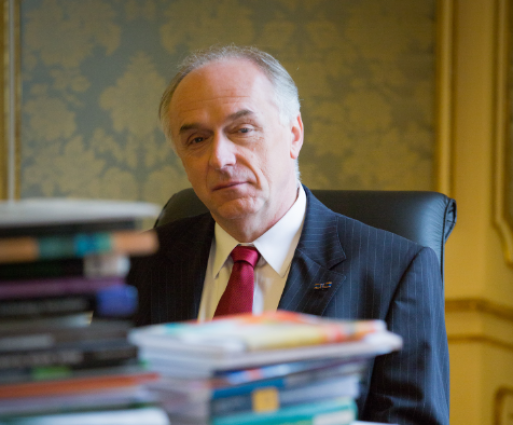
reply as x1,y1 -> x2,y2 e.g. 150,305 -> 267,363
127,187 -> 449,425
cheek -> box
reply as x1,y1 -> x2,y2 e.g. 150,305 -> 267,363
179,157 -> 205,183
245,151 -> 270,183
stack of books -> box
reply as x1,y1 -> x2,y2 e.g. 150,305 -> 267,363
0,199 -> 169,425
130,310 -> 403,425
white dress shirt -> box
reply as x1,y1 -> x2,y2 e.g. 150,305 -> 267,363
197,186 -> 307,321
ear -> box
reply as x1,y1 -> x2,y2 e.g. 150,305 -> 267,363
289,113 -> 304,160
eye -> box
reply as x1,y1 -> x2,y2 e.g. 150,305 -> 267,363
186,135 -> 207,146
235,125 -> 254,135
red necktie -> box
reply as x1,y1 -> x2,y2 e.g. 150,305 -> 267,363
214,246 -> 260,317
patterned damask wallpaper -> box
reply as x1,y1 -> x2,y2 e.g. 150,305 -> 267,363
20,0 -> 436,206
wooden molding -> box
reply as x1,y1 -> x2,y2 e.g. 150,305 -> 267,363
1,0 -> 20,201
494,386 -> 513,425
435,0 -> 456,196
449,335 -> 513,352
447,298 -> 513,352
492,0 -> 513,265
446,298 -> 513,323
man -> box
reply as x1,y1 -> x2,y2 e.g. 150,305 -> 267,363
128,46 -> 449,425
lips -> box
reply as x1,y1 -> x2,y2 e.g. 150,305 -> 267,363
211,181 -> 246,191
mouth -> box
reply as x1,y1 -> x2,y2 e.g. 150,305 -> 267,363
211,181 -> 246,191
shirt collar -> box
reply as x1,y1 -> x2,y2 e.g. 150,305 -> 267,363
212,185 -> 307,278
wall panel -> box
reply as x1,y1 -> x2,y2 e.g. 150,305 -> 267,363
2,0 -> 437,204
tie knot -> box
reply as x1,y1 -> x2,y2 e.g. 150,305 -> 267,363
231,246 -> 260,268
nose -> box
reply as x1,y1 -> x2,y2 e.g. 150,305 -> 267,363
208,132 -> 236,170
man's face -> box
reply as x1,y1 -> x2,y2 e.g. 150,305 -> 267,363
167,59 -> 303,231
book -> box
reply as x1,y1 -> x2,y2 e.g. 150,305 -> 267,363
0,340 -> 138,371
0,255 -> 130,281
0,230 -> 158,264
0,314 -> 92,332
0,385 -> 155,417
130,311 -> 402,371
0,360 -> 144,385
94,285 -> 138,317
0,320 -> 131,352
0,276 -> 125,299
168,397 -> 356,425
210,357 -> 368,386
0,219 -> 137,238
157,375 -> 360,418
139,355 -> 366,381
150,358 -> 366,401
0,285 -> 137,319
0,368 -> 159,399
211,375 -> 359,417
0,199 -> 160,229
0,198 -> 167,424
131,311 -> 387,352
0,406 -> 170,425
141,335 -> 400,373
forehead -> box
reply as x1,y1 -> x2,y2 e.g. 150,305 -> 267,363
169,58 -> 276,119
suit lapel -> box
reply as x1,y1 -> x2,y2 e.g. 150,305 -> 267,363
278,187 -> 347,316
157,188 -> 347,320
157,213 -> 214,322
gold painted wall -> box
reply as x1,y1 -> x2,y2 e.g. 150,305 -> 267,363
443,0 -> 513,424
13,0 -> 436,206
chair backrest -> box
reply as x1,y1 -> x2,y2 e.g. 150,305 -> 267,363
155,188 -> 457,282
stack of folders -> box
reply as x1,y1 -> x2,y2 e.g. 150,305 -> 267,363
130,310 -> 403,425
0,199 -> 169,425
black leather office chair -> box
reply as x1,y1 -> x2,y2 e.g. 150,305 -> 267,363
155,188 -> 457,283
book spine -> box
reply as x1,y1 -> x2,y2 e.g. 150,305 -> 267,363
0,385 -> 154,417
0,295 -> 95,318
0,370 -> 159,399
0,230 -> 157,263
212,361 -> 363,399
0,284 -> 136,319
0,254 -> 130,281
211,398 -> 356,425
0,406 -> 170,425
0,341 -> 138,370
210,377 -> 359,417
95,284 -> 138,317
0,219 -> 136,238
0,324 -> 130,353
210,410 -> 355,425
0,361 -> 144,385
0,276 -> 124,300
214,358 -> 367,387
212,377 -> 287,399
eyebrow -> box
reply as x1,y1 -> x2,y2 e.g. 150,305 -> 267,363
178,109 -> 255,135
228,109 -> 254,121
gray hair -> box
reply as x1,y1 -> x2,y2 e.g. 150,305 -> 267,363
158,45 -> 301,142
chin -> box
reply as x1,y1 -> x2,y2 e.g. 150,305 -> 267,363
214,198 -> 261,221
